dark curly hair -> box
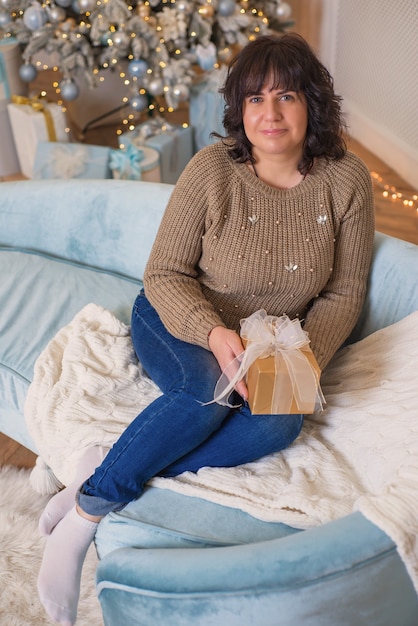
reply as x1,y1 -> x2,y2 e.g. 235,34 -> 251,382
213,33 -> 347,175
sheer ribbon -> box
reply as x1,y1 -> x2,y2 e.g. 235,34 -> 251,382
109,144 -> 144,180
211,310 -> 324,414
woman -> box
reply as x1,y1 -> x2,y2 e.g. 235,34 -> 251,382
38,33 -> 375,625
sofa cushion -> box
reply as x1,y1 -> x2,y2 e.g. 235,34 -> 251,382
0,248 -> 140,424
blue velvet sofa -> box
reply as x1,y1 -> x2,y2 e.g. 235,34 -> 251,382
1,179 -> 418,625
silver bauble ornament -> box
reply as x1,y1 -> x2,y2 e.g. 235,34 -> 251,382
130,94 -> 148,111
23,3 -> 48,30
176,0 -> 189,12
127,59 -> 148,78
48,5 -> 66,22
147,77 -> 164,96
76,0 -> 96,12
276,1 -> 292,20
0,9 -> 11,26
110,31 -> 130,48
218,0 -> 235,17
60,79 -> 80,101
55,0 -> 72,7
19,62 -> 38,82
172,83 -> 189,102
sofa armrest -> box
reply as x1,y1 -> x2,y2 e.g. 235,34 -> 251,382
349,232 -> 418,343
0,179 -> 173,280
96,512 -> 418,625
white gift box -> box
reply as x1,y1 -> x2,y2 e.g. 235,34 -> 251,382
7,99 -> 70,178
0,99 -> 20,176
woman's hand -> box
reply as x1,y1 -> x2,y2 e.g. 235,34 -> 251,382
208,326 -> 248,401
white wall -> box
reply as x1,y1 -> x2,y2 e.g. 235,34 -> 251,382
320,0 -> 418,188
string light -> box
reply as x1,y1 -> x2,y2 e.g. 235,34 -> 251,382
371,171 -> 418,214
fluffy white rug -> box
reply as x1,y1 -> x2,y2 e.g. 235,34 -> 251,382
0,465 -> 103,626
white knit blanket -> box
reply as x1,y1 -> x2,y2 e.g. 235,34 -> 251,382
25,304 -> 418,592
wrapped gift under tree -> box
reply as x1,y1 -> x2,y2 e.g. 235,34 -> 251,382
33,142 -> 112,180
119,118 -> 193,184
189,68 -> 226,153
7,95 -> 70,178
110,144 -> 161,182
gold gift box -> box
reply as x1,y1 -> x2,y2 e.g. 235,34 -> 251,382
245,345 -> 321,415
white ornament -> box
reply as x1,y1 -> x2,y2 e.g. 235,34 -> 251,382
276,1 -> 292,20
172,83 -> 189,102
110,30 -> 130,48
76,0 -> 96,13
176,0 -> 189,12
147,77 -> 164,96
48,5 -> 66,23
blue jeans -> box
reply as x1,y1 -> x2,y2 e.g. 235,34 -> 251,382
77,292 -> 303,516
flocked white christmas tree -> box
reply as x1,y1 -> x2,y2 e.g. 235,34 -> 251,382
0,0 -> 293,113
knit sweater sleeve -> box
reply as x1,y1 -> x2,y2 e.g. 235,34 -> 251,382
143,147 -> 227,347
302,152 -> 375,370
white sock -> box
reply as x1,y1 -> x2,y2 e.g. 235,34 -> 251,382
39,446 -> 108,536
38,506 -> 98,626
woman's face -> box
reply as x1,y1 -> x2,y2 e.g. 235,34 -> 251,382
242,79 -> 308,163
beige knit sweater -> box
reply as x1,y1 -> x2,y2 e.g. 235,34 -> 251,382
144,141 -> 375,370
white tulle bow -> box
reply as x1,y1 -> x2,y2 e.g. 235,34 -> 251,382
47,144 -> 88,179
211,309 -> 324,414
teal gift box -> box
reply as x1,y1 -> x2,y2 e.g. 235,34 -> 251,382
190,69 -> 226,152
33,142 -> 112,180
118,120 -> 193,184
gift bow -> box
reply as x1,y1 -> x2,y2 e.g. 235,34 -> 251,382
11,95 -> 57,141
131,116 -> 176,144
131,117 -> 178,174
211,310 -> 324,414
109,144 -> 144,180
44,144 -> 88,179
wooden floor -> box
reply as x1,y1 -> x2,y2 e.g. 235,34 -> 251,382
1,132 -> 417,471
